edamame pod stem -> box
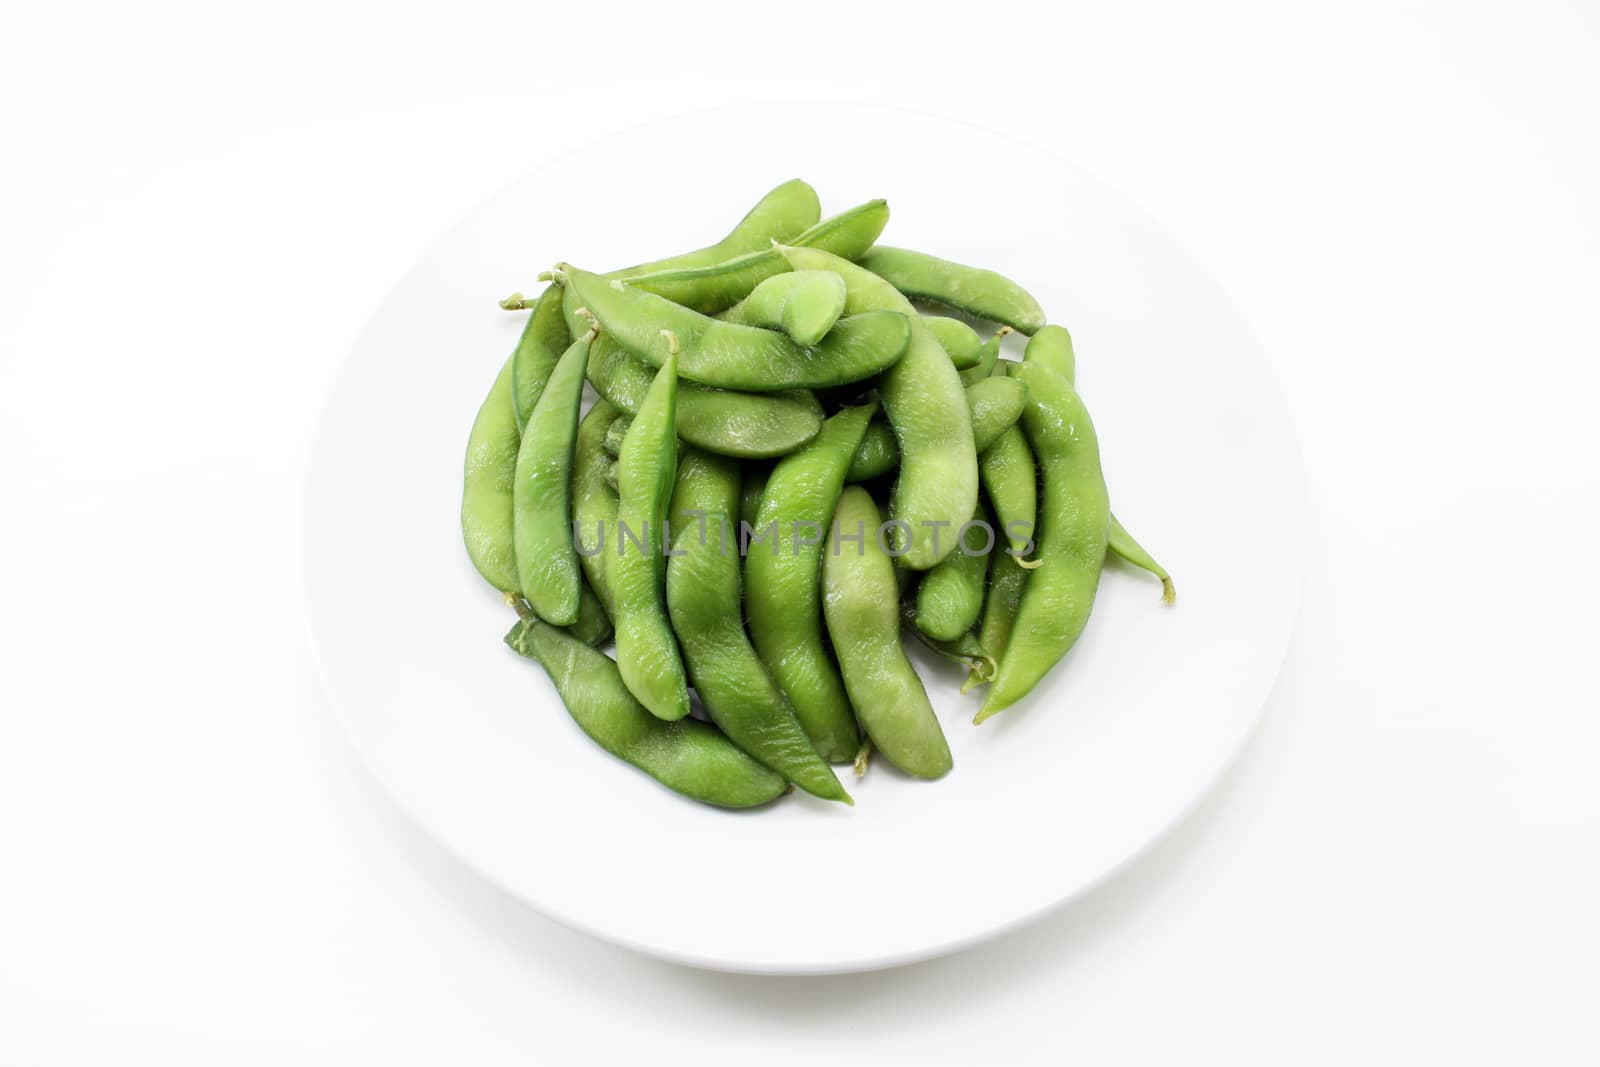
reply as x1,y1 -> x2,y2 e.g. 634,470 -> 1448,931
626,199 -> 891,313
859,246 -> 1046,335
840,377 -> 1025,483
1024,325 -> 1173,600
560,264 -> 911,392
461,356 -> 520,593
505,620 -> 786,809
824,488 -> 953,779
921,315 -> 983,369
513,329 -> 592,625
666,448 -> 851,804
899,601 -> 995,692
1108,516 -> 1176,604
572,400 -> 622,615
977,543 -> 1028,663
719,270 -> 847,346
612,349 -> 692,721
776,245 -> 977,570
609,178 -> 820,280
976,364 -> 1110,723
511,285 -> 571,431
745,403 -> 876,761
585,333 -> 823,458
914,500 -> 995,641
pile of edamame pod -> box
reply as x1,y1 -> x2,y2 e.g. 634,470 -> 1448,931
462,179 -> 1173,809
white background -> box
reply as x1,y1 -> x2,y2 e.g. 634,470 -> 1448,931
2,1 -> 1597,1062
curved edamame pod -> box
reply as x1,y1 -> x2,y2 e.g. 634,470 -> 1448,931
512,329 -> 593,625
719,270 -> 847,346
461,356 -> 521,593
977,543 -> 1028,663
823,488 -> 953,779
1022,324 -> 1075,385
665,448 -> 851,804
602,412 -> 629,458
914,500 -> 995,641
1024,325 -> 1172,601
843,421 -> 898,483
585,333 -> 823,459
612,349 -> 691,721
745,403 -> 876,761
567,582 -> 613,646
560,264 -> 910,392
839,377 -> 1025,484
610,178 -> 820,280
505,620 -> 787,809
1108,516 -> 1176,604
959,327 -> 1008,387
511,286 -> 571,431
625,199 -> 891,313
976,363 -> 1110,723
776,245 -> 977,570
966,375 -> 1028,453
980,425 -> 1037,559
859,246 -> 1046,335
921,315 -> 983,369
572,400 -> 622,616
980,343 -> 1038,559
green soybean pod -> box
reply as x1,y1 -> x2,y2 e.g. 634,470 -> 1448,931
977,542 -> 1028,663
966,375 -> 1028,453
745,403 -> 876,761
976,363 -> 1110,723
1022,324 -> 1075,385
921,315 -> 983,369
561,264 -> 910,392
461,356 -> 520,593
841,378 -> 1023,484
602,412 -> 629,457
572,400 -> 622,615
959,327 -> 1010,387
609,178 -> 820,280
843,421 -> 898,483
858,246 -> 1046,335
1024,325 -> 1172,600
512,329 -> 592,625
665,448 -> 851,804
823,488 -> 953,779
719,270 -> 848,347
980,424 -> 1038,559
776,245 -> 977,570
625,198 -> 891,313
511,286 -> 572,431
567,582 -> 614,646
1109,515 -> 1176,604
612,349 -> 691,721
914,501 -> 996,642
585,333 -> 823,459
505,620 -> 786,809
900,601 -> 995,692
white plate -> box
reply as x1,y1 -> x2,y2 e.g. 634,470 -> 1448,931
302,103 -> 1305,975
